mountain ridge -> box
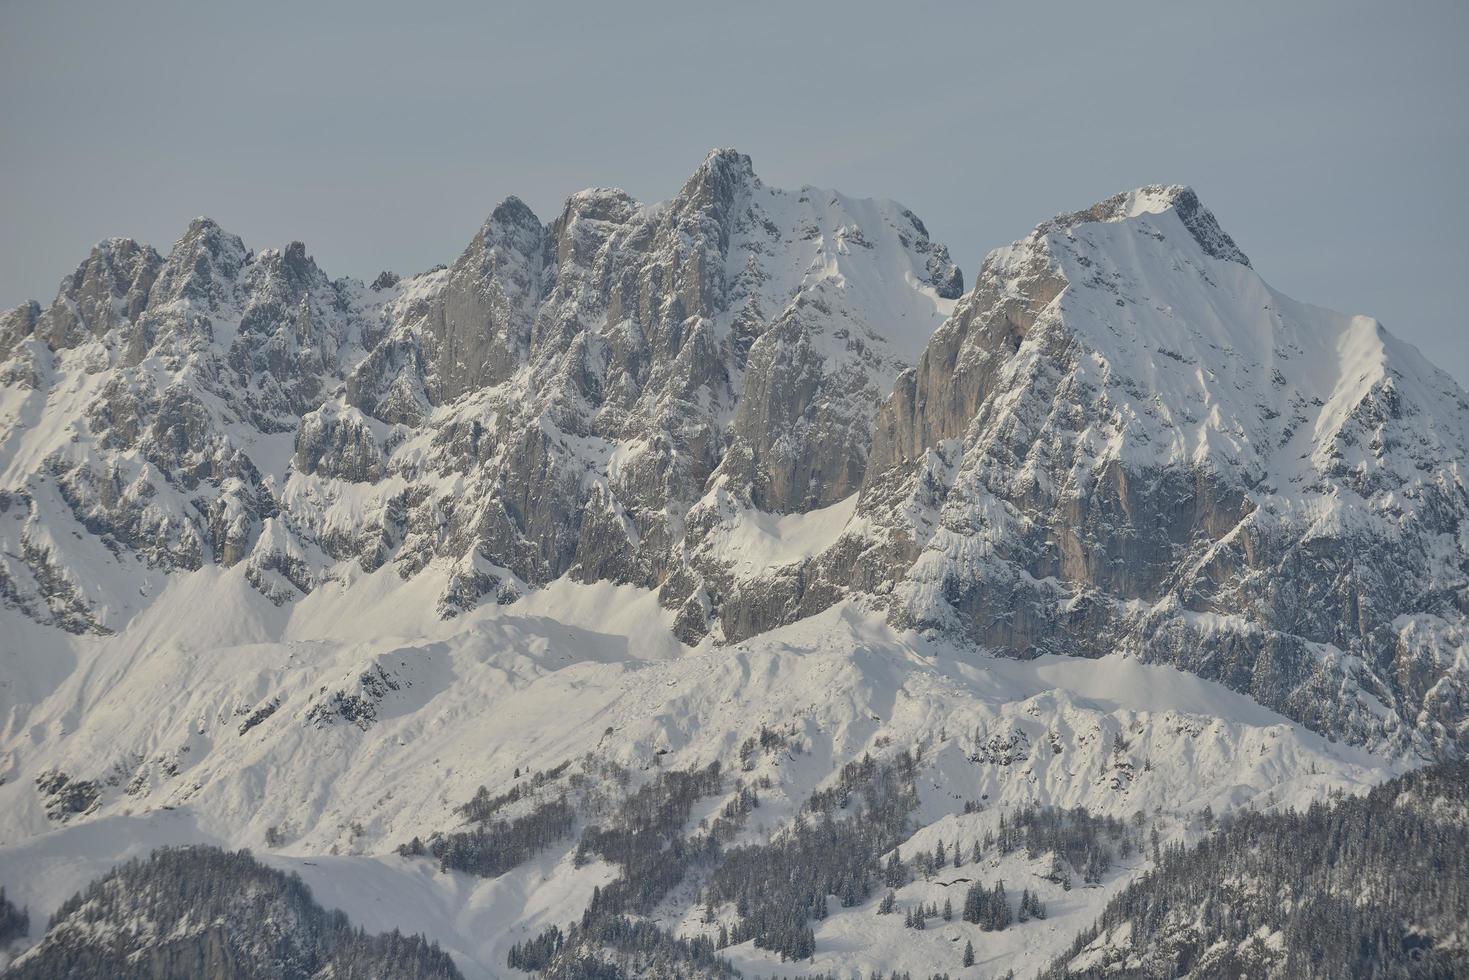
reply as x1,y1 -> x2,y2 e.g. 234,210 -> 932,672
2,152 -> 1465,758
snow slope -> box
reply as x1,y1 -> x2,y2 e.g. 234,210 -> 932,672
0,578 -> 1400,978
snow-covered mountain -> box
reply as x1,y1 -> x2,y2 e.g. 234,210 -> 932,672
0,153 -> 1464,977
802,185 -> 1469,759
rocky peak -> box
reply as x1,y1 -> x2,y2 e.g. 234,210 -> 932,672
1045,184 -> 1250,266
233,240 -> 355,389
399,198 -> 552,403
1164,186 -> 1250,265
672,148 -> 758,237
147,216 -> 250,312
246,241 -> 326,300
554,187 -> 640,227
0,300 -> 42,367
548,187 -> 640,273
484,195 -> 543,237
693,146 -> 758,186
64,237 -> 162,306
33,237 -> 164,350
462,196 -> 550,290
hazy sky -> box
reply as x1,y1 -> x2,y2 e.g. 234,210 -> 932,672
3,1 -> 1465,381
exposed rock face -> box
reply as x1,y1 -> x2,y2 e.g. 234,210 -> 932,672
37,238 -> 163,352
294,402 -> 384,482
0,166 -> 1464,758
322,150 -> 962,621
411,196 -> 549,403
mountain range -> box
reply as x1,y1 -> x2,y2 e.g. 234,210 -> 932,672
0,150 -> 1464,978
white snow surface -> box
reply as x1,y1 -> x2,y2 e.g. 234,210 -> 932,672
709,177 -> 959,366
0,575 -> 1400,978
1042,198 -> 1466,486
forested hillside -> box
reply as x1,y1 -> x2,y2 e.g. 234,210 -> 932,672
1048,761 -> 1469,979
6,846 -> 462,980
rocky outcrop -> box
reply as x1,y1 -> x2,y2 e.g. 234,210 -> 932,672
0,237 -> 161,371
38,238 -> 163,351
411,196 -> 549,403
323,149 -> 960,611
294,402 -> 384,482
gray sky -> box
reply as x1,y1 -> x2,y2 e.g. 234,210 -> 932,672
3,0 -> 1465,382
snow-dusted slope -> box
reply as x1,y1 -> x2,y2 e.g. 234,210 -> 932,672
0,581 -> 1399,978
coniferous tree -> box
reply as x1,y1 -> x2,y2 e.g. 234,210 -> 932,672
706,753 -> 918,959
0,886 -> 27,947
989,882 -> 1011,930
885,850 -> 907,888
